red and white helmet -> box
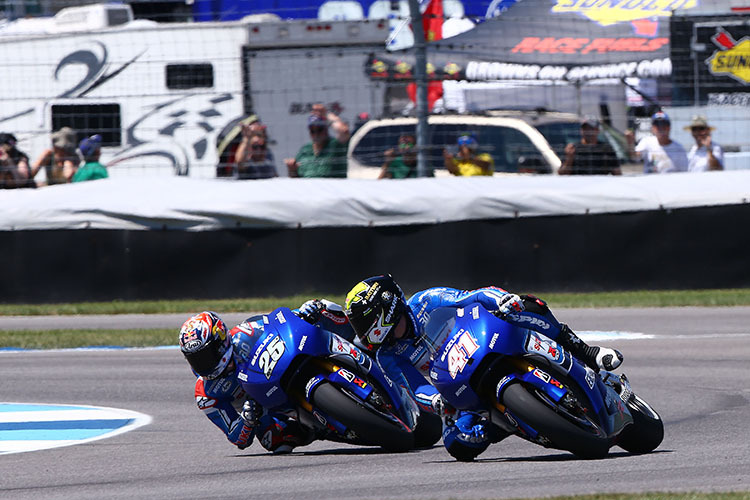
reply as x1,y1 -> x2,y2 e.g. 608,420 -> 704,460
179,311 -> 233,379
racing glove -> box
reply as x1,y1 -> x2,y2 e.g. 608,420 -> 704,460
297,299 -> 324,323
298,299 -> 348,326
495,293 -> 525,317
240,399 -> 262,427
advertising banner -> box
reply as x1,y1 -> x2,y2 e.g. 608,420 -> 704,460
671,14 -> 750,105
365,0 -> 699,83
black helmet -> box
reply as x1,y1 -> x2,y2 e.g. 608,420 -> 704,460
344,275 -> 412,348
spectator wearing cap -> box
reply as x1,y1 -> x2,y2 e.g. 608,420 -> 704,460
311,102 -> 350,144
632,112 -> 688,174
559,117 -> 621,176
443,134 -> 494,176
72,135 -> 108,183
685,115 -> 723,172
285,114 -> 348,178
0,133 -> 34,189
30,126 -> 80,185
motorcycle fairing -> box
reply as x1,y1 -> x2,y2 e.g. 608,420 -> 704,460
328,334 -> 373,373
523,331 -> 574,373
326,367 -> 373,402
430,303 -> 632,436
239,307 -> 420,433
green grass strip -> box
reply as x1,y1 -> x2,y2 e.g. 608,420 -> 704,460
0,295 -> 319,316
1,289 -> 750,316
518,494 -> 750,500
0,329 -> 176,350
2,288 -> 750,350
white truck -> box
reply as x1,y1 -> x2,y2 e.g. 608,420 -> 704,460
0,3 -> 390,179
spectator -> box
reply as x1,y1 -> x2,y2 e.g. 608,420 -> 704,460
0,133 -> 33,189
630,112 -> 688,174
216,115 -> 272,178
559,117 -> 621,175
72,135 -> 108,182
443,134 -> 494,176
234,129 -> 277,179
311,102 -> 350,144
685,115 -> 723,172
285,114 -> 348,178
30,126 -> 79,185
379,133 -> 421,179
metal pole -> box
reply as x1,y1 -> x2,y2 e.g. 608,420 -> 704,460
691,23 -> 700,106
407,0 -> 430,177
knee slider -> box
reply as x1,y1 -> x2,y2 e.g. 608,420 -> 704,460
257,415 -> 310,453
442,412 -> 491,462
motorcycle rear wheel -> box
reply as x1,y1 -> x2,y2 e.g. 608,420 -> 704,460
502,382 -> 610,459
616,394 -> 664,454
311,381 -> 415,452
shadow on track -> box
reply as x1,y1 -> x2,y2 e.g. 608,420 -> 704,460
425,449 -> 672,464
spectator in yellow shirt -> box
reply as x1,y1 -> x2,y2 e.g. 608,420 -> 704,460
443,134 -> 494,176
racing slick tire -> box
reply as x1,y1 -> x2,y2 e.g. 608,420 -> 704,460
312,381 -> 415,452
616,394 -> 664,454
502,382 -> 610,459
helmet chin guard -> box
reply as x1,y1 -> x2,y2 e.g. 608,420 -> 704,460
345,275 -> 408,348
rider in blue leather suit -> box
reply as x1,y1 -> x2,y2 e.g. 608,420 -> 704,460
179,303 -> 353,453
342,275 -> 624,461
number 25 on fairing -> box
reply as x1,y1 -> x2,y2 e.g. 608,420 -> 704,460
258,337 -> 286,379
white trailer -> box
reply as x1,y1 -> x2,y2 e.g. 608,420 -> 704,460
0,3 -> 389,179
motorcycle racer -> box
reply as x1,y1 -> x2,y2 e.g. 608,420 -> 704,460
178,303 -> 352,454
342,274 -> 624,461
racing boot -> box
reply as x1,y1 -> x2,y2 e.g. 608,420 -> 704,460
557,324 -> 623,372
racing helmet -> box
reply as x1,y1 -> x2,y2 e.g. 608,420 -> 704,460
179,311 -> 233,379
344,275 -> 411,348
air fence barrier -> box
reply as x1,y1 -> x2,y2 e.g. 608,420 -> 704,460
1,174 -> 749,303
2,1 -> 750,302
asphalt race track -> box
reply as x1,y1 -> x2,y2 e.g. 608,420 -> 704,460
2,307 -> 750,500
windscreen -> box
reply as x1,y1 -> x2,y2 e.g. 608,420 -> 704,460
416,307 -> 458,358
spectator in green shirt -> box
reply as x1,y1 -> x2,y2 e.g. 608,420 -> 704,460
379,133 -> 423,179
72,135 -> 108,183
285,114 -> 348,178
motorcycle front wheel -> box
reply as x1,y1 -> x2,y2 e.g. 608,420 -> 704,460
311,381 -> 415,452
616,394 -> 664,454
502,382 -> 610,459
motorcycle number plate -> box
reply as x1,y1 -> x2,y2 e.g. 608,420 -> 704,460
257,336 -> 286,379
447,331 -> 479,379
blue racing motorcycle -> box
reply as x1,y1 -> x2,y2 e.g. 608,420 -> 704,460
237,307 -> 441,452
423,304 -> 663,458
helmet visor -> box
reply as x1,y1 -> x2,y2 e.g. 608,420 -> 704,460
184,336 -> 230,378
